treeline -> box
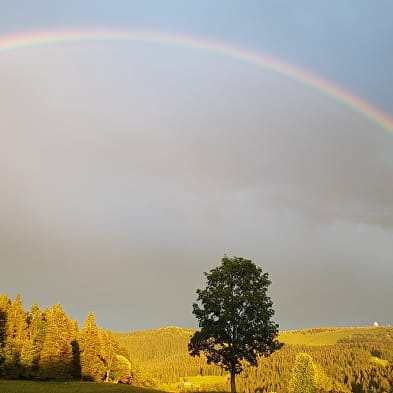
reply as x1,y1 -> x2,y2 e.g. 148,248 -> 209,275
116,326 -> 393,393
0,294 -> 155,385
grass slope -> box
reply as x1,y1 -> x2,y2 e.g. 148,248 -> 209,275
279,326 -> 393,346
0,380 -> 165,393
116,325 -> 392,357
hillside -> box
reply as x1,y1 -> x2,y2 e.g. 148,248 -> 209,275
115,326 -> 393,393
279,326 -> 393,346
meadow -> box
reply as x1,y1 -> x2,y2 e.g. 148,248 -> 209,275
0,380 -> 164,393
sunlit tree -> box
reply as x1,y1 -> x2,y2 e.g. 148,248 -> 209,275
189,256 -> 281,393
38,304 -> 74,379
79,312 -> 104,381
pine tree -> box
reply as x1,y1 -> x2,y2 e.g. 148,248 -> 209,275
3,295 -> 28,378
20,303 -> 47,377
129,359 -> 157,388
70,318 -> 81,379
0,294 -> 11,374
288,353 -> 318,393
38,304 -> 74,380
79,312 -> 104,381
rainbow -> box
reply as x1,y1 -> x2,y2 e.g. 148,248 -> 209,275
1,28 -> 393,135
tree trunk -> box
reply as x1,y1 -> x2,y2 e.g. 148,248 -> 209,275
230,369 -> 236,393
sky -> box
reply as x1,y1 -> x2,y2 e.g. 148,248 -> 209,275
0,0 -> 393,332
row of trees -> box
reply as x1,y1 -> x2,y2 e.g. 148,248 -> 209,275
0,294 -> 155,385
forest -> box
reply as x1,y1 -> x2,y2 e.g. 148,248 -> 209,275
115,326 -> 393,393
0,294 -> 155,386
1,293 -> 393,393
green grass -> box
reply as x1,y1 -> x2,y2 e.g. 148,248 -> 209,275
0,380 -> 165,393
278,326 -> 393,346
184,375 -> 228,385
370,356 -> 389,366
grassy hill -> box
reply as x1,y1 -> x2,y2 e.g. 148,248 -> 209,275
115,325 -> 393,393
278,326 -> 393,346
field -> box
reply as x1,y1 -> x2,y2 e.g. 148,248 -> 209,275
278,326 -> 392,346
0,380 -> 165,393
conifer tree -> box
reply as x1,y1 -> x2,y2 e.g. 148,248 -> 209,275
3,295 -> 28,378
129,359 -> 157,388
79,312 -> 104,381
288,353 -> 318,393
70,318 -> 81,379
0,294 -> 11,374
20,303 -> 47,377
38,304 -> 74,379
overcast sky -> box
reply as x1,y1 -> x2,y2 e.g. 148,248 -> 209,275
1,0 -> 393,332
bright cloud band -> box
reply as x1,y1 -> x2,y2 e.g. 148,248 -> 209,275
1,28 -> 393,135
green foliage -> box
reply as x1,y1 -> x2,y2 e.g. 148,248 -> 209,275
129,359 -> 158,388
111,355 -> 132,383
0,294 -> 11,364
2,295 -> 29,378
0,293 -> 142,384
38,304 -> 75,380
79,312 -> 105,381
188,256 -> 281,393
288,353 -> 318,393
288,352 -> 352,393
115,327 -> 225,383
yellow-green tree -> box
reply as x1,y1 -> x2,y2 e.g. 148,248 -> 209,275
100,329 -> 121,382
38,304 -> 74,379
79,312 -> 104,381
0,294 -> 11,374
112,354 -> 132,383
3,295 -> 29,377
288,353 -> 318,393
20,303 -> 47,377
70,319 -> 81,379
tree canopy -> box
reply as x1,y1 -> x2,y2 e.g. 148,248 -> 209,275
188,255 -> 281,393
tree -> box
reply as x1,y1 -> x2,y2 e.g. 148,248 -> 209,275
288,352 -> 351,393
288,353 -> 318,393
111,355 -> 131,384
100,329 -> 121,382
79,312 -> 104,381
0,294 -> 11,373
21,303 -> 47,377
38,304 -> 74,380
3,295 -> 29,378
188,256 -> 281,393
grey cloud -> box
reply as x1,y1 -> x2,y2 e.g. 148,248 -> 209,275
0,45 -> 392,330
